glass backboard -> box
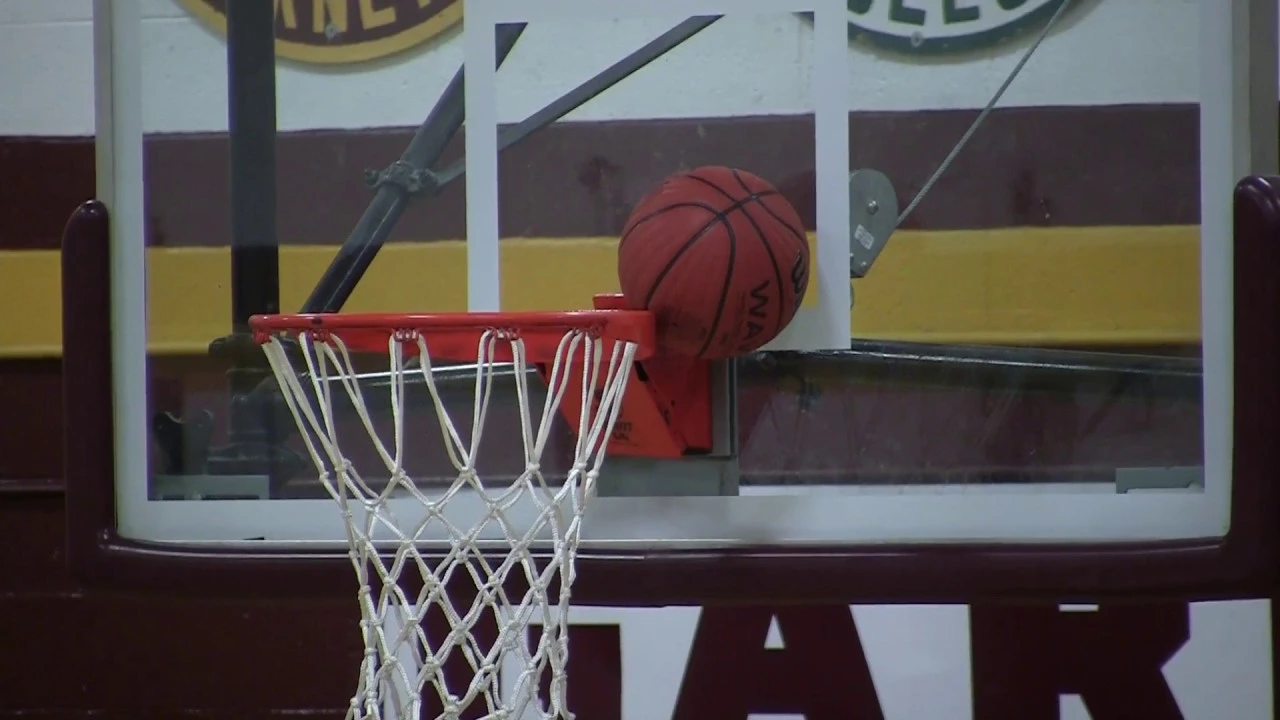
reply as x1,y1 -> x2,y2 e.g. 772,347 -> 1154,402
66,0 -> 1279,601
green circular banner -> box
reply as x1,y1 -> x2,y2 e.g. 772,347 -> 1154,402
846,0 -> 1071,55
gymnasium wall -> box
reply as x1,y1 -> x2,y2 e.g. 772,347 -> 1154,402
0,4 -> 1275,720
0,0 -> 1202,357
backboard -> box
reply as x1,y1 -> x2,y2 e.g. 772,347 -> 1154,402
63,0 -> 1280,603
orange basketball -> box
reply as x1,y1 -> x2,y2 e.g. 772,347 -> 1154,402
617,166 -> 810,359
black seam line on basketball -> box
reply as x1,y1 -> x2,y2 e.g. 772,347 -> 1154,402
696,213 -> 736,359
748,195 -> 809,258
628,194 -> 761,272
639,211 -> 728,309
683,171 -> 778,207
736,202 -> 790,343
619,201 -> 723,255
692,168 -> 807,258
731,168 -> 809,255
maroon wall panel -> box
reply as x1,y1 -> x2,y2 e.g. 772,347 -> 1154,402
0,493 -> 357,718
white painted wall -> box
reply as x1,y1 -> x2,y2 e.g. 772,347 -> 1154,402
555,600 -> 1273,720
0,0 -> 1199,136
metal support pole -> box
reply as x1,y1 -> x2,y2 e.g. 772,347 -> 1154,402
226,0 -> 280,330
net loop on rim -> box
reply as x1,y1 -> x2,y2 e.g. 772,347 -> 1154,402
254,310 -> 647,720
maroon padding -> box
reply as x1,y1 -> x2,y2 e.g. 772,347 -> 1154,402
62,179 -> 1280,604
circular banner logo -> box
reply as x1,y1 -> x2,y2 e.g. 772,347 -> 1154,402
846,0 -> 1070,54
177,0 -> 462,65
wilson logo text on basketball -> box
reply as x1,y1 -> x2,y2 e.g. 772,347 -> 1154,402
846,0 -> 1070,55
744,281 -> 771,344
790,253 -> 807,297
177,0 -> 462,65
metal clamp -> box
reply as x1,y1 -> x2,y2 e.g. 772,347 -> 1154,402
365,161 -> 441,197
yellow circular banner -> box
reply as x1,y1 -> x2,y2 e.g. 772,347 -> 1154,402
177,0 -> 463,65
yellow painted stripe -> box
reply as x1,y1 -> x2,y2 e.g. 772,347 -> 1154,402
0,225 -> 1200,359
853,225 -> 1201,345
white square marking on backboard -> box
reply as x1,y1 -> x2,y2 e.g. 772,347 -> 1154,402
464,0 -> 851,350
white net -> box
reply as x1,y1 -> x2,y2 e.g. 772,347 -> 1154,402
260,326 -> 639,720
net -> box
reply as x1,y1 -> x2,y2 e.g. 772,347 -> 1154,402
254,313 -> 647,720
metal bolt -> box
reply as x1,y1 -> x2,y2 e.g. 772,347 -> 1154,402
866,200 -> 878,216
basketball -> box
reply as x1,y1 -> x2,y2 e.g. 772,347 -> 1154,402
617,166 -> 810,359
